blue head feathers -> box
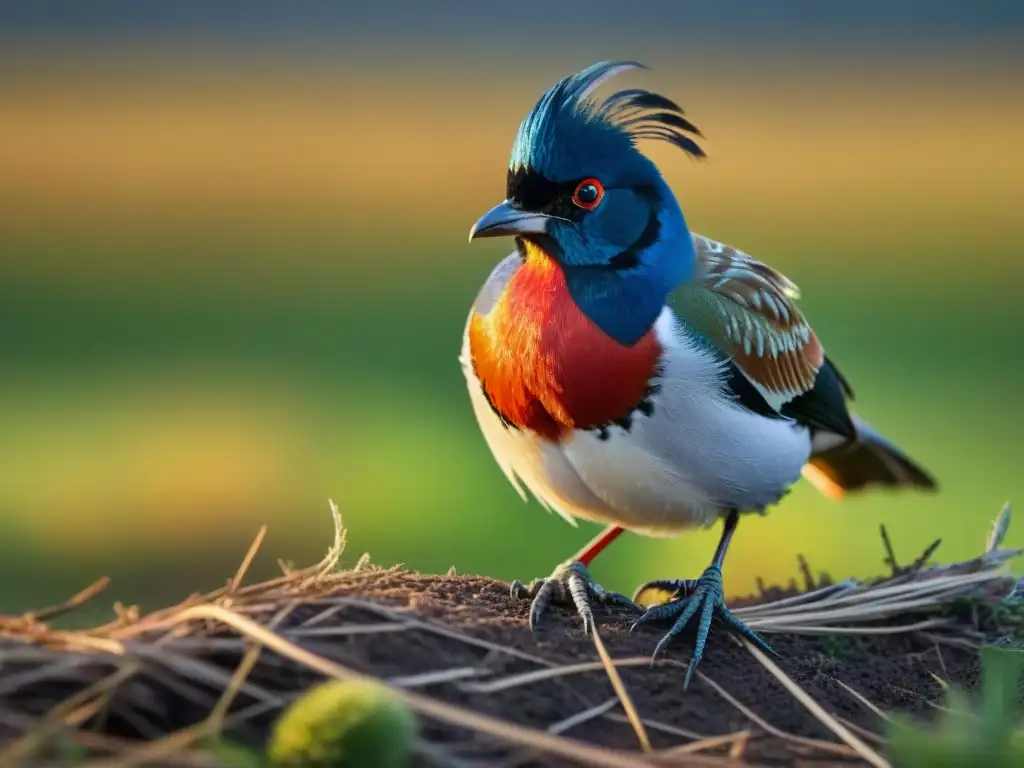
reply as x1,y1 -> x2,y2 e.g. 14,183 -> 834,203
509,60 -> 705,179
469,61 -> 703,346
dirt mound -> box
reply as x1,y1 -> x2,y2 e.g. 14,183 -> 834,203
0,503 -> 1018,767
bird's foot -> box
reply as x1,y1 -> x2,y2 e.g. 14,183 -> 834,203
630,565 -> 775,689
510,560 -> 639,634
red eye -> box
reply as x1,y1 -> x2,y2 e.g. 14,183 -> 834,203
572,178 -> 604,210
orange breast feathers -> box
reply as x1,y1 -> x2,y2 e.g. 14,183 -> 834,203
468,244 -> 662,443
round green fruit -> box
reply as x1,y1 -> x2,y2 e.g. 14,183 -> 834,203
267,679 -> 417,767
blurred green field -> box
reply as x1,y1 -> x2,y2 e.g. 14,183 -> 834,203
1,54 -> 1022,623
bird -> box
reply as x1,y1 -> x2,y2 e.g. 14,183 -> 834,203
460,60 -> 937,687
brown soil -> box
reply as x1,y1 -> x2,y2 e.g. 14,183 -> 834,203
2,568 -> 981,767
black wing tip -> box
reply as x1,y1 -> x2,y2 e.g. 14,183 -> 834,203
824,355 -> 855,400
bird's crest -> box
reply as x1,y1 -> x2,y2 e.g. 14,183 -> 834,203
509,61 -> 705,175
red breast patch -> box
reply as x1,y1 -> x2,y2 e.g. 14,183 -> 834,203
468,243 -> 661,442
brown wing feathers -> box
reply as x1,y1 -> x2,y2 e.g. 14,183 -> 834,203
692,235 -> 824,404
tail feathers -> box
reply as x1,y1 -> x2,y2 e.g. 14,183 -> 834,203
803,416 -> 937,501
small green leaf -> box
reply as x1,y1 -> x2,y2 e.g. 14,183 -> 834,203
979,646 -> 1024,745
887,643 -> 1024,767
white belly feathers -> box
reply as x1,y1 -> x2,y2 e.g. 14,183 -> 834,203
460,256 -> 812,536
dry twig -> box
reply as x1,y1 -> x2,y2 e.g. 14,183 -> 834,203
0,499 -> 1018,767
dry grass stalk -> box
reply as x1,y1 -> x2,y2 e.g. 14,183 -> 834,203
589,625 -> 652,752
0,500 -> 1018,766
739,638 -> 890,768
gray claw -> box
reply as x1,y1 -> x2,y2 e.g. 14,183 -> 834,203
510,560 -> 639,633
631,565 -> 774,689
509,578 -> 533,600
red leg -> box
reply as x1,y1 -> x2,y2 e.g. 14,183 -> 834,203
573,524 -> 625,567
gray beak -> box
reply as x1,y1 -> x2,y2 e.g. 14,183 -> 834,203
468,199 -> 554,242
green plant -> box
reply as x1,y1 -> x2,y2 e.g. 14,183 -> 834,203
201,737 -> 265,768
819,634 -> 865,659
266,678 -> 417,767
53,734 -> 90,764
820,634 -> 848,660
887,645 -> 1024,766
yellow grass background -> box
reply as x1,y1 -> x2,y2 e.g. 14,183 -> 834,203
2,64 -> 1020,266
1,51 -> 1021,618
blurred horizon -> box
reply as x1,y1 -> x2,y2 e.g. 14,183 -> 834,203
1,2 -> 1021,624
